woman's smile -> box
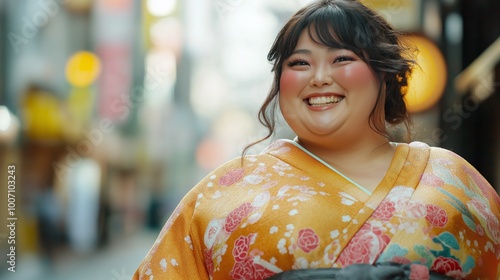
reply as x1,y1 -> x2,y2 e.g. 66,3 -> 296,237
305,94 -> 345,111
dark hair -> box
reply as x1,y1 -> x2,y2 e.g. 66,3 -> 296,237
243,0 -> 415,156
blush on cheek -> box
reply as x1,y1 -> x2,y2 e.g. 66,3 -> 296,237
339,63 -> 376,87
279,70 -> 301,96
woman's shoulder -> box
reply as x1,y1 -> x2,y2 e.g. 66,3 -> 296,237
409,141 -> 500,198
404,141 -> 489,184
425,144 -> 475,169
194,154 -> 268,188
408,142 -> 500,214
403,141 -> 470,165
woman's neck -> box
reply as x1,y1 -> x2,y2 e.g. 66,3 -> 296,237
295,135 -> 396,192
295,133 -> 394,172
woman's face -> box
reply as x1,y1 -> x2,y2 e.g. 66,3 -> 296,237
279,29 -> 381,145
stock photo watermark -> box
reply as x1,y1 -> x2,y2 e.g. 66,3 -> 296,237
422,78 -> 499,146
6,164 -> 17,272
8,0 -> 71,54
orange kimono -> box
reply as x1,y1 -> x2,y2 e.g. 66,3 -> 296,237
133,140 -> 500,279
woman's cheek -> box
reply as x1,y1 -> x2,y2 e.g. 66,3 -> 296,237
280,70 -> 303,96
337,63 -> 376,88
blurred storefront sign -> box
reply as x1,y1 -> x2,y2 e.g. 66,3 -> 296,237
95,45 -> 132,122
93,0 -> 134,123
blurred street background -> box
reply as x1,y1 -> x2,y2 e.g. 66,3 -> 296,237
0,0 -> 498,279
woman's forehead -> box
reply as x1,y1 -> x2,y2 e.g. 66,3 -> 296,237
292,25 -> 345,50
306,24 -> 341,41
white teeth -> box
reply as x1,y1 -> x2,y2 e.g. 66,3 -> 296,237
308,96 -> 343,106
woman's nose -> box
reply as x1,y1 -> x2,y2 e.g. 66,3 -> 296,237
310,66 -> 333,87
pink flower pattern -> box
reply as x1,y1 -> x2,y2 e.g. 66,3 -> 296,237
219,168 -> 245,186
425,204 -> 448,228
431,256 -> 462,277
409,264 -> 430,280
233,235 -> 250,262
297,228 -> 319,253
476,223 -> 484,236
230,257 -> 254,280
373,200 -> 396,221
420,173 -> 445,188
230,234 -> 275,280
337,223 -> 390,266
223,202 -> 255,233
204,247 -> 214,276
402,200 -> 427,218
486,213 -> 500,243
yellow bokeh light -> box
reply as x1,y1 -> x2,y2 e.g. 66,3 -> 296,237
65,51 -> 101,88
403,35 -> 447,113
22,91 -> 64,141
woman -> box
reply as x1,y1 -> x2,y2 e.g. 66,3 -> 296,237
133,0 -> 500,279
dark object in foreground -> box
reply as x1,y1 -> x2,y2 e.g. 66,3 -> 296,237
267,262 -> 454,280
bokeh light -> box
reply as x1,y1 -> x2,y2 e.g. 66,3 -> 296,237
146,0 -> 176,17
65,51 -> 102,88
404,35 -> 447,113
0,106 -> 12,131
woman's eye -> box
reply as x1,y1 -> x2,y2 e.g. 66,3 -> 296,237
287,59 -> 309,67
334,55 -> 354,63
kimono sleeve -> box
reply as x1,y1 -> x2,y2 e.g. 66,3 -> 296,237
133,187 -> 208,280
434,147 -> 500,214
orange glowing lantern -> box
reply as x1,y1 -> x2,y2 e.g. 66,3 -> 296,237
403,35 -> 447,113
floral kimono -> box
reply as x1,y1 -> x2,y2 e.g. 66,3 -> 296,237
133,140 -> 500,280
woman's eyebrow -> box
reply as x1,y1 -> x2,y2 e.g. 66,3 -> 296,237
290,49 -> 311,55
291,45 -> 346,55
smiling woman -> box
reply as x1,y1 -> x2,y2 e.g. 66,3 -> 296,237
133,1 -> 500,279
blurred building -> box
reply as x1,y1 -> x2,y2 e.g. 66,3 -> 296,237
0,0 -> 498,279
